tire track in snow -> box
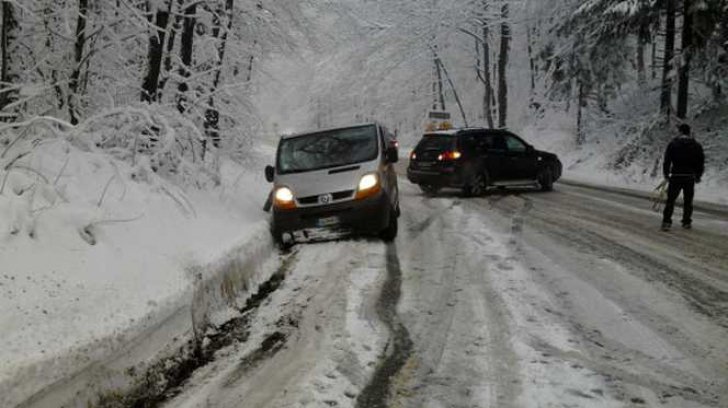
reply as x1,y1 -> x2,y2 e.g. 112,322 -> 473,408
356,243 -> 413,408
394,192 -> 523,407
407,201 -> 457,241
472,190 -> 728,406
159,240 -> 388,408
89,250 -> 299,408
529,207 -> 728,327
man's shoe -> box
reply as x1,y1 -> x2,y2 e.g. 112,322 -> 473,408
661,222 -> 671,231
682,223 -> 692,229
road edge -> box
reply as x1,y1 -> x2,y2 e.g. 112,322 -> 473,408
559,179 -> 728,218
14,223 -> 280,408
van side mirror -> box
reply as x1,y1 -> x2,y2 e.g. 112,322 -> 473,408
265,165 -> 275,183
386,146 -> 399,163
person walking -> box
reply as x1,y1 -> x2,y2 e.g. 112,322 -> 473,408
662,124 -> 705,231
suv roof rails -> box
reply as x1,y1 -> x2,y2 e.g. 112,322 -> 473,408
425,127 -> 512,135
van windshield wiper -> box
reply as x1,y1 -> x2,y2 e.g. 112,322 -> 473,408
328,165 -> 361,174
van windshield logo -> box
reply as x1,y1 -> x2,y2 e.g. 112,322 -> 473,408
319,194 -> 333,204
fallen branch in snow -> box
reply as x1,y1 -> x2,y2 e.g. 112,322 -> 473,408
79,225 -> 96,246
97,175 -> 118,208
21,116 -> 74,131
3,151 -> 30,171
13,183 -> 34,197
174,187 -> 197,217
1,126 -> 32,159
1,152 -> 32,195
31,203 -> 56,215
108,161 -> 127,203
79,214 -> 146,246
159,184 -> 197,218
90,214 -> 145,226
1,172 -> 12,196
0,116 -> 75,136
54,155 -> 71,186
8,164 -> 50,184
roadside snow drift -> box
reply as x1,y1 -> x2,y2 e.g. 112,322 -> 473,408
0,109 -> 272,407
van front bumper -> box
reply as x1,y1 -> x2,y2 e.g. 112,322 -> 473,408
271,191 -> 390,238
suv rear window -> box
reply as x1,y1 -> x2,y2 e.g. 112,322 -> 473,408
416,135 -> 456,151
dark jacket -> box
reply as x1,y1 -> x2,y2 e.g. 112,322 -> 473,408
663,136 -> 704,180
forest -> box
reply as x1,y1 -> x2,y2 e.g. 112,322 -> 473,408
0,0 -> 726,176
1,2 -> 727,407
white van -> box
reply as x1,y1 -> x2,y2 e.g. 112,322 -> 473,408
265,123 -> 400,246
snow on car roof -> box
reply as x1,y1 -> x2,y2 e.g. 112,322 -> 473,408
424,129 -> 460,136
281,123 -> 379,140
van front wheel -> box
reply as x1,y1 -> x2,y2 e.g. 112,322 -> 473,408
272,230 -> 293,250
380,208 -> 398,242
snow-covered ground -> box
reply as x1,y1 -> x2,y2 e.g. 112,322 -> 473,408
110,178 -> 727,408
162,241 -> 389,408
391,180 -> 728,408
522,117 -> 728,206
5,136 -> 726,407
0,115 -> 276,407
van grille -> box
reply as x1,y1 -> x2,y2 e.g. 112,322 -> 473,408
297,190 -> 355,205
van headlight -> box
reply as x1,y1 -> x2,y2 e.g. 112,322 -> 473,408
358,174 -> 378,191
356,174 -> 380,200
274,187 -> 296,209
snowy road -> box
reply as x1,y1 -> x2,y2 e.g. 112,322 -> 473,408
392,182 -> 728,408
99,178 -> 728,408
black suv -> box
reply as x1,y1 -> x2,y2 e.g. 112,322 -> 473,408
407,128 -> 562,196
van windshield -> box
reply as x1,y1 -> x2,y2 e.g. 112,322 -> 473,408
277,125 -> 379,174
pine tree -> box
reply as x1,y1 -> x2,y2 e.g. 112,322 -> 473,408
677,0 -> 693,119
480,7 -> 495,128
203,0 -> 234,150
177,1 -> 197,113
68,0 -> 89,125
661,0 -> 676,118
142,0 -> 173,102
0,2 -> 18,113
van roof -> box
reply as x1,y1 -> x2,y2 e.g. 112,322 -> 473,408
281,123 -> 379,140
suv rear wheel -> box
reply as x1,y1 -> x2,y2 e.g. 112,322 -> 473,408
463,173 -> 487,197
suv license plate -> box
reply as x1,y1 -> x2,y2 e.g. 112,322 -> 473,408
317,216 -> 340,227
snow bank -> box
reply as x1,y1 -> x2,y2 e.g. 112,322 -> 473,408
524,104 -> 728,206
0,109 -> 276,407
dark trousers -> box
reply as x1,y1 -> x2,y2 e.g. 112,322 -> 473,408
662,176 -> 695,225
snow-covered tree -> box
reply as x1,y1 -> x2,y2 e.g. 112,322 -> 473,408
0,0 -> 314,156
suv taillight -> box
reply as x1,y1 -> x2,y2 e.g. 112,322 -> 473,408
437,151 -> 462,161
